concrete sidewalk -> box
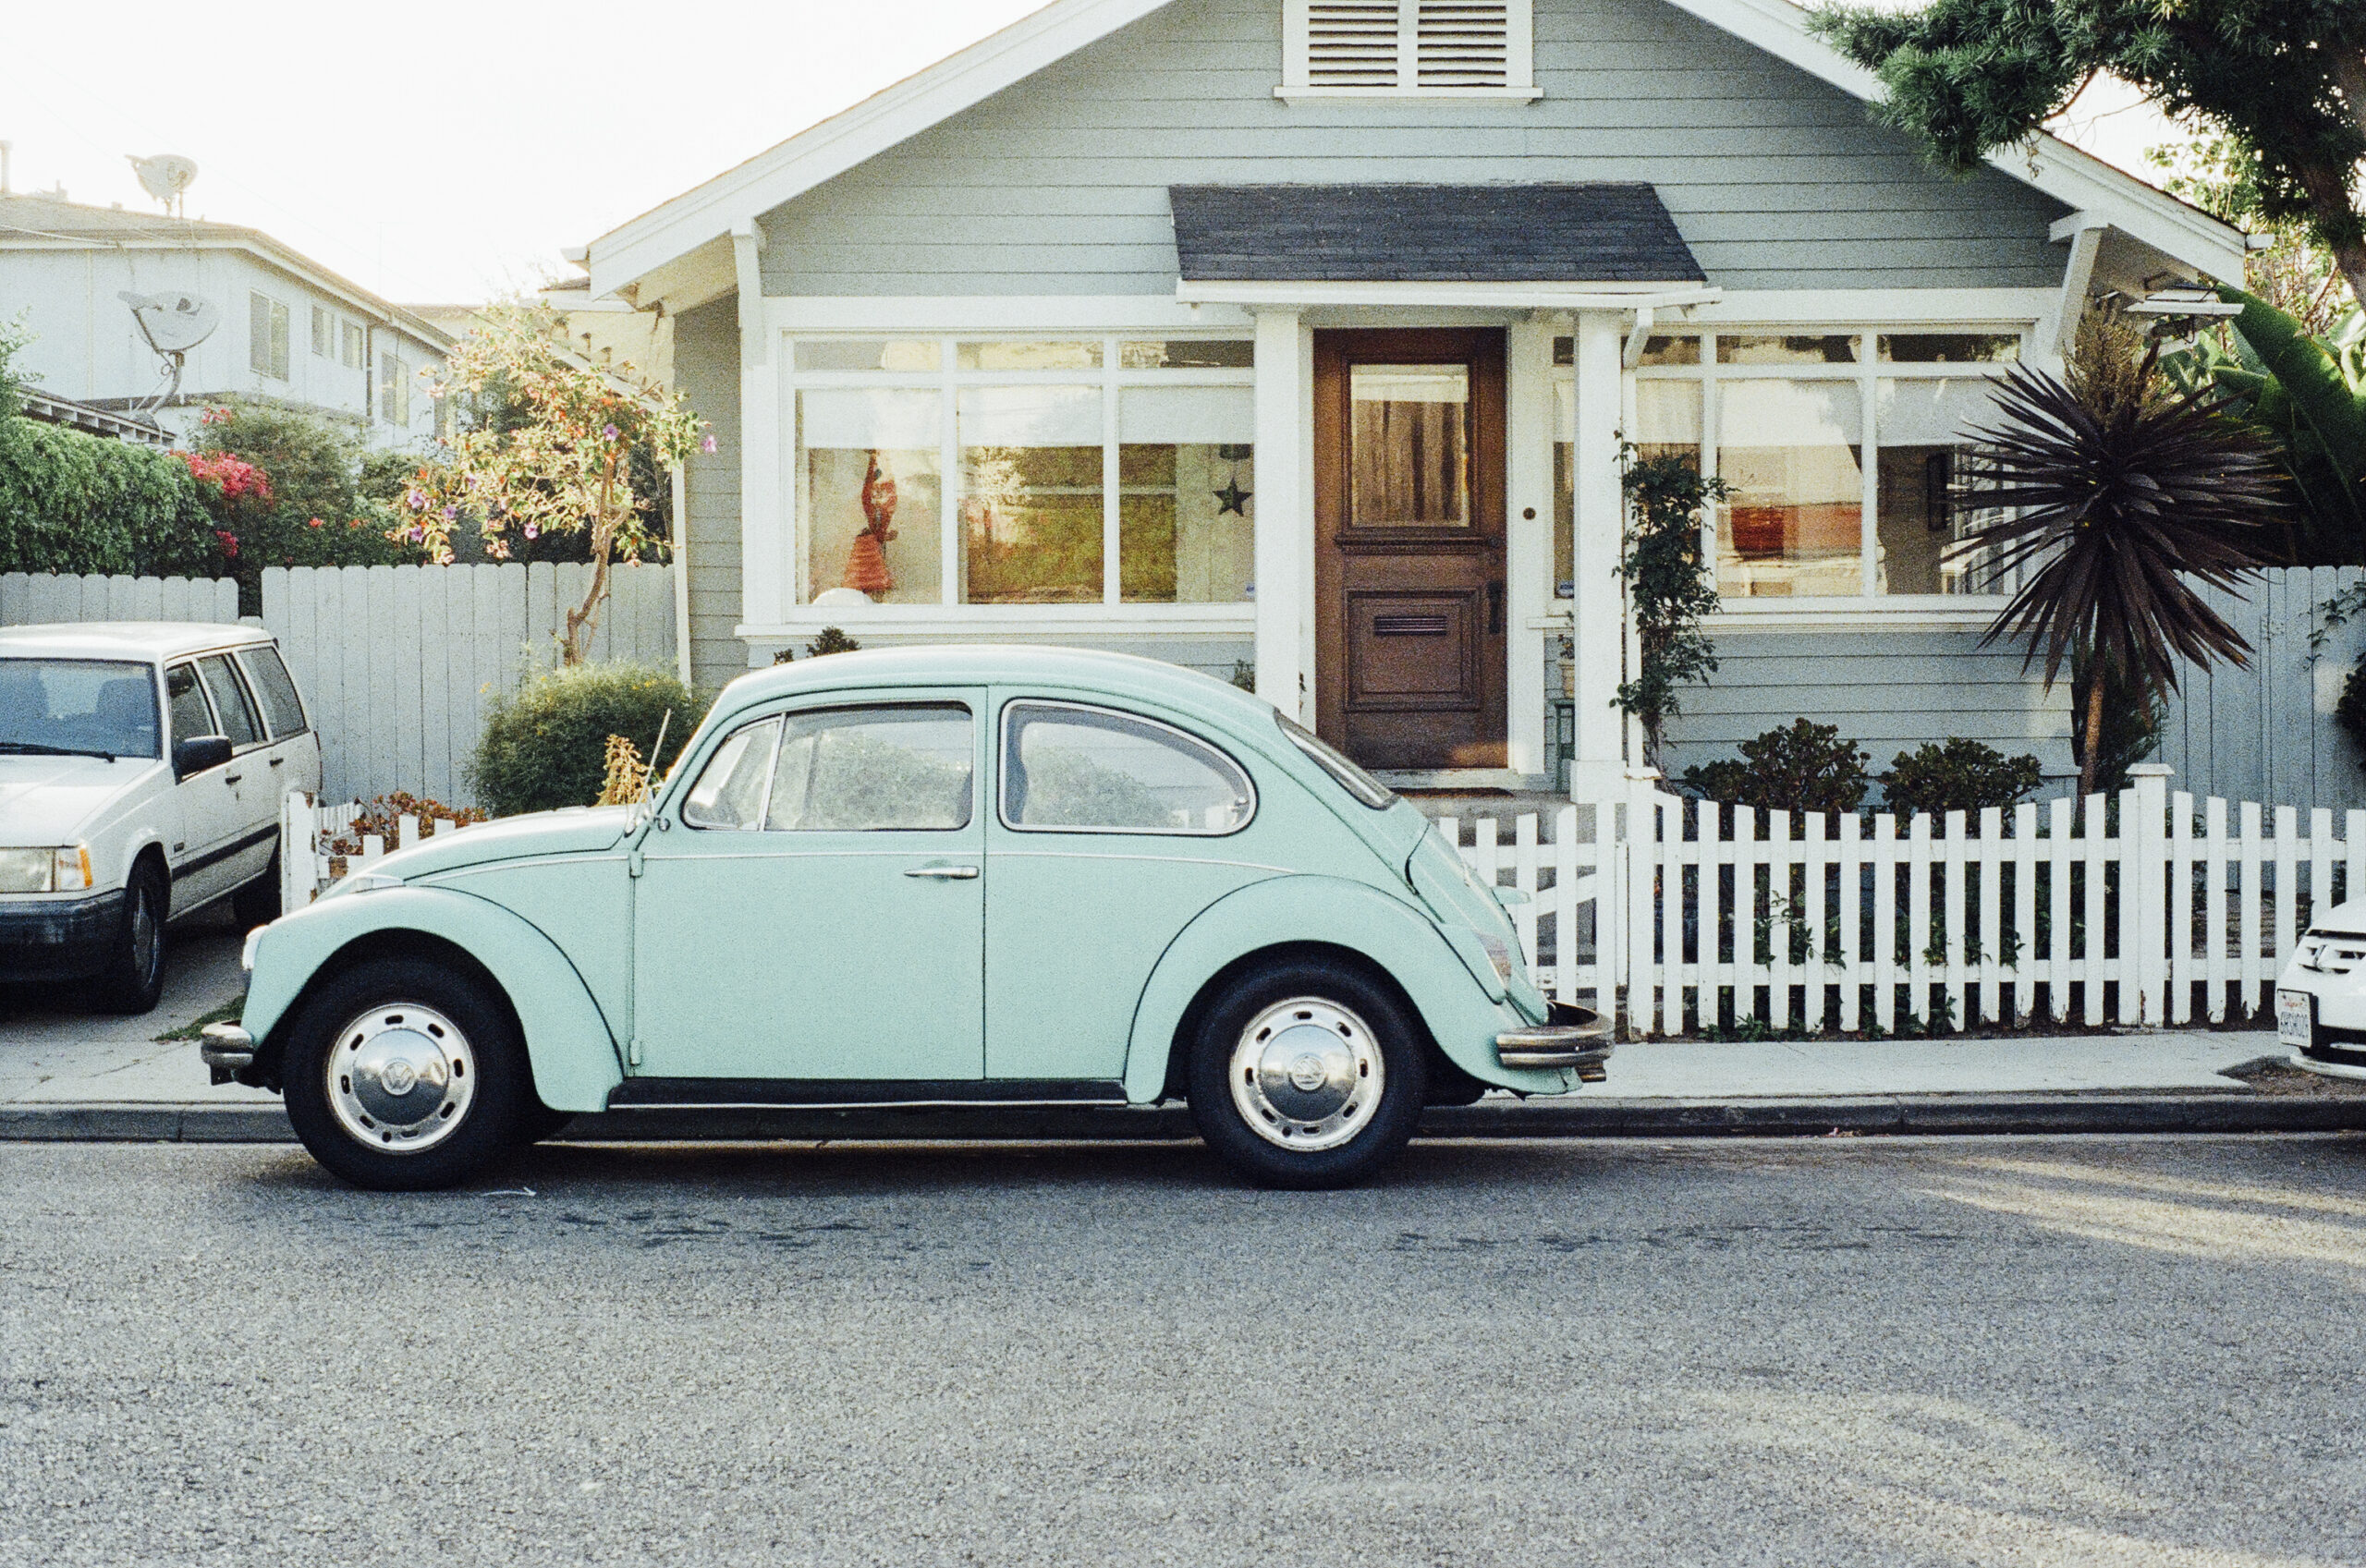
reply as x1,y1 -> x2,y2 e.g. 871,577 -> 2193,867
5,914 -> 2353,1139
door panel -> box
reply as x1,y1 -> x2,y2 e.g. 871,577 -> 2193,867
163,661 -> 240,908
1315,329 -> 1507,772
194,653 -> 274,888
631,694 -> 987,1082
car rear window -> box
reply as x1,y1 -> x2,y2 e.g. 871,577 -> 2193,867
238,644 -> 307,738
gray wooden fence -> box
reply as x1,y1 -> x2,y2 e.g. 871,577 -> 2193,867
2158,565 -> 2366,810
261,562 -> 678,805
0,571 -> 239,626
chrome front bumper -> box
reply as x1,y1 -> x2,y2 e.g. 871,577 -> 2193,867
1497,1003 -> 1614,1078
200,1022 -> 256,1085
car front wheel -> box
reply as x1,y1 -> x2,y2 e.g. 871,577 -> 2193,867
92,857 -> 168,1015
281,957 -> 527,1191
1186,959 -> 1427,1189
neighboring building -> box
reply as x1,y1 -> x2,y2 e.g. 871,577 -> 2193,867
578,0 -> 2250,791
0,190 -> 453,451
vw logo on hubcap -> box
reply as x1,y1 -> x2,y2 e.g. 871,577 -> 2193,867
380,1059 -> 420,1097
1287,1053 -> 1330,1092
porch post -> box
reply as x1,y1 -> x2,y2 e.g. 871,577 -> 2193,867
1504,317 -> 1555,779
1252,307 -> 1311,723
732,220 -> 786,629
1567,310 -> 1628,798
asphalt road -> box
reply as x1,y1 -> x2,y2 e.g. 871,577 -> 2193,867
4,1135 -> 2363,1568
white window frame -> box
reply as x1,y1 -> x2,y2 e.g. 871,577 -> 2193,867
1279,0 -> 1540,101
1553,324 -> 2032,611
249,292 -> 290,381
786,333 -> 1257,614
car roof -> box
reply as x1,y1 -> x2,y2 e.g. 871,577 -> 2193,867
0,621 -> 273,662
721,644 -> 1274,724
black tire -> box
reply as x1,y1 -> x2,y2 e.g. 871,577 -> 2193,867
92,857 -> 168,1015
231,845 -> 281,928
281,956 -> 528,1191
1186,958 -> 1428,1189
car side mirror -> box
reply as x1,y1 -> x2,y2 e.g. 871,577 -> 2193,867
174,735 -> 233,780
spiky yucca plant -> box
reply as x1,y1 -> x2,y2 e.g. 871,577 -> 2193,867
1960,315 -> 2287,800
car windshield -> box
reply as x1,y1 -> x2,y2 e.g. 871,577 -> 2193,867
0,659 -> 161,760
1274,711 -> 1396,809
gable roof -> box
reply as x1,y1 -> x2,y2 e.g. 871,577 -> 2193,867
585,0 -> 2248,299
0,193 -> 454,350
1170,183 -> 1706,284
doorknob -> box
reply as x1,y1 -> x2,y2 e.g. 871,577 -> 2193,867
905,865 -> 980,880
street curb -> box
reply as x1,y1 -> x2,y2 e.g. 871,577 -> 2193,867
3,1094 -> 2362,1144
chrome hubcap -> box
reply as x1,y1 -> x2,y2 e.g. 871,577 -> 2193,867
1228,996 -> 1384,1152
325,1003 -> 475,1155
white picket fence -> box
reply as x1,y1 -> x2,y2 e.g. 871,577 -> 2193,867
0,570 -> 239,625
262,561 -> 677,806
278,792 -> 482,910
1428,767 -> 2350,1034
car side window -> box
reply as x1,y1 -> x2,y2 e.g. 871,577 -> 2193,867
164,662 -> 216,746
1001,701 -> 1254,835
765,705 -> 973,832
196,655 -> 263,748
681,718 -> 781,831
237,645 -> 308,738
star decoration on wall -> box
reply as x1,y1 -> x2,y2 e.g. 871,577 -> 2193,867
1213,476 -> 1252,516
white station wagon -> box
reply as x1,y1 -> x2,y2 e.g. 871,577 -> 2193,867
0,623 -> 319,1011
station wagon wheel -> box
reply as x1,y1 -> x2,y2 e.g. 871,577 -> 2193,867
1187,958 -> 1427,1190
280,956 -> 529,1192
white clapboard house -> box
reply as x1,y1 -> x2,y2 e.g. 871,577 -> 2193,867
573,0 -> 2248,792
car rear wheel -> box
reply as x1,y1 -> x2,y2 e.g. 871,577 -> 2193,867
92,857 -> 168,1015
1186,958 -> 1427,1189
281,957 -> 527,1191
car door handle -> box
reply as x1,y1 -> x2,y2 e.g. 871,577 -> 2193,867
904,865 -> 980,880
224,772 -> 243,784
269,756 -> 285,767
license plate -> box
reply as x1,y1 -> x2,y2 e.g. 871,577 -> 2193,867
2278,989 -> 2315,1050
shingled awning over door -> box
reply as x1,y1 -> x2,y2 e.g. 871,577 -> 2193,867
1167,183 -> 1704,285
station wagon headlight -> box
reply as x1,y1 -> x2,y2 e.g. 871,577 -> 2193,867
0,846 -> 93,893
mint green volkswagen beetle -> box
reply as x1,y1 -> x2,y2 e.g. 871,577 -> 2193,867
202,648 -> 1609,1190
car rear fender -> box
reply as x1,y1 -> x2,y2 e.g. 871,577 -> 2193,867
1122,874 -> 1573,1102
241,885 -> 624,1112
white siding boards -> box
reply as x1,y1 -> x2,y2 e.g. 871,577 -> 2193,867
755,0 -> 2070,297
1282,1 -> 1538,96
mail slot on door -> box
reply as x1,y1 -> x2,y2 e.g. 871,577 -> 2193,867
1372,614 -> 1450,637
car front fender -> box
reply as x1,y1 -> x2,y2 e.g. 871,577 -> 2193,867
1122,874 -> 1575,1103
240,885 -> 624,1112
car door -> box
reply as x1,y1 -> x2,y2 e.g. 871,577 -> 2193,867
162,661 -> 241,907
630,692 -> 987,1085
192,652 -> 276,888
983,694 -> 1270,1083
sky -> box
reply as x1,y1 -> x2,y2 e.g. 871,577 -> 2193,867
3,0 -> 2190,309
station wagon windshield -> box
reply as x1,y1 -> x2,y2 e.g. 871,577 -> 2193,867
0,659 -> 161,760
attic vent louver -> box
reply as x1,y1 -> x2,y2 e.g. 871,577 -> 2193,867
1283,0 -> 1535,98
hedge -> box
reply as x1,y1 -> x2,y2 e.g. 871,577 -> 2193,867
0,418 -> 221,577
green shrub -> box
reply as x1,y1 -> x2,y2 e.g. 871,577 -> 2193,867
192,401 -> 425,610
0,417 -> 221,577
1878,738 -> 2044,818
467,662 -> 708,817
1680,719 -> 1872,817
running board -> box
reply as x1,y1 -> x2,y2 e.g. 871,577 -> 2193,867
605,1078 -> 1130,1112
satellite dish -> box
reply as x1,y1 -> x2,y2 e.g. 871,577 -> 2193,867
127,153 -> 198,213
119,291 -> 218,355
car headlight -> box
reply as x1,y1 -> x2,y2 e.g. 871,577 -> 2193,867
0,846 -> 93,893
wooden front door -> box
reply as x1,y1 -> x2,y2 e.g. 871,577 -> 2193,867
1314,329 -> 1507,772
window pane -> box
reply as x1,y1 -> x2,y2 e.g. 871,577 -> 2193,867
796,339 -> 941,372
765,705 -> 973,831
250,294 -> 273,375
1552,378 -> 1575,594
238,646 -> 307,737
1117,386 -> 1254,603
960,385 -> 1104,603
311,306 -> 331,359
1349,364 -> 1470,528
165,662 -> 215,744
1633,380 -> 1703,462
1718,334 -> 1859,366
1004,702 -> 1252,833
270,303 -> 290,380
957,341 -> 1102,371
1552,336 -> 1573,366
1118,339 -> 1254,369
0,660 -> 159,759
342,322 -> 363,370
682,718 -> 781,831
1879,334 -> 2020,365
1636,334 -> 1701,367
1717,380 -> 1862,597
801,389 -> 943,604
196,656 -> 262,748
1877,377 -> 2012,595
